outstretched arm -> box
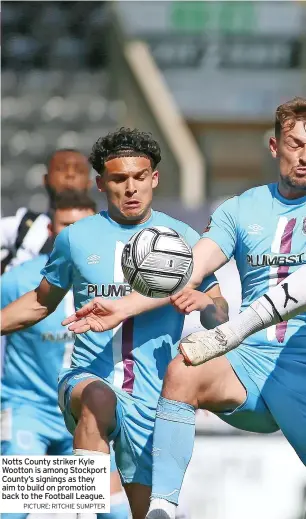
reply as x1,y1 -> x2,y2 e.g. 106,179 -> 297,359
1,278 -> 67,335
63,291 -> 172,334
179,265 -> 306,366
64,240 -> 228,334
186,238 -> 228,289
2,225 -> 73,336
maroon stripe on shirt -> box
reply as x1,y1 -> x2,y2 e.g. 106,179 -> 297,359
275,218 -> 296,343
121,318 -> 135,393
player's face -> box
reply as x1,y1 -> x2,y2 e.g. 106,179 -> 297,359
270,120 -> 306,196
96,156 -> 159,224
49,208 -> 95,236
44,151 -> 92,198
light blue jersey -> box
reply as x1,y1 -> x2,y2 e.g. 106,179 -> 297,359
204,183 -> 306,368
148,184 -> 306,507
42,210 -> 217,410
1,255 -> 75,411
203,183 -> 306,463
1,254 -> 128,518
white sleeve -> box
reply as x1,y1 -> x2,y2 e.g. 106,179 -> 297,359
0,208 -> 27,250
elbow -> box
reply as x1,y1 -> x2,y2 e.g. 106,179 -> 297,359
35,290 -> 57,316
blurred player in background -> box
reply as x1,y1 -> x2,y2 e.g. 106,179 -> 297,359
1,128 -> 228,519
1,190 -> 129,519
1,148 -> 92,273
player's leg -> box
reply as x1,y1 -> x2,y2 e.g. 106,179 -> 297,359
146,351 -> 278,518
124,483 -> 151,519
259,354 -> 306,465
111,395 -> 157,519
58,371 -> 118,456
53,391 -> 129,519
59,371 -> 150,519
1,401 -> 49,519
146,353 -> 245,518
70,378 -> 117,454
97,444 -> 130,519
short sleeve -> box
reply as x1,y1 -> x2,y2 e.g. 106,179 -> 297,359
184,225 -> 218,294
40,227 -> 73,290
183,225 -> 202,249
202,196 -> 239,260
198,274 -> 218,294
1,269 -> 19,308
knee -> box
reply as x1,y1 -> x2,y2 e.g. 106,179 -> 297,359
80,381 -> 117,427
163,354 -> 200,406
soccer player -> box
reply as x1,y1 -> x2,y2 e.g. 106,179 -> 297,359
0,128 -> 229,519
1,191 -> 129,519
1,148 -> 91,273
141,96 -> 306,518
1,191 -> 95,519
61,99 -> 306,519
179,263 -> 306,366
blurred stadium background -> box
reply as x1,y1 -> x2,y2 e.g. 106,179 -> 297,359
1,1 -> 306,518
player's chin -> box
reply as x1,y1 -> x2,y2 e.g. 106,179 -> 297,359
122,206 -> 144,219
292,177 -> 306,190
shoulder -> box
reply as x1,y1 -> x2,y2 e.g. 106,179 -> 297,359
68,212 -> 105,235
11,254 -> 47,276
237,184 -> 273,204
214,185 -> 273,215
2,254 -> 47,291
153,211 -> 192,236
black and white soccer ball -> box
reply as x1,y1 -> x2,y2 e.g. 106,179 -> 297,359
121,226 -> 193,298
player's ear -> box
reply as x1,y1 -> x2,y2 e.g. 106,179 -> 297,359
152,170 -> 159,189
96,175 -> 105,193
269,136 -> 278,158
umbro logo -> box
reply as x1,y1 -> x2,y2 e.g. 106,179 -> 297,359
248,224 -> 264,235
87,254 -> 100,265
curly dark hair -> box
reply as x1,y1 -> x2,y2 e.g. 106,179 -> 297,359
89,128 -> 161,174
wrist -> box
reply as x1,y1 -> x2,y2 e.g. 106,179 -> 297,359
116,298 -> 133,320
198,293 -> 213,311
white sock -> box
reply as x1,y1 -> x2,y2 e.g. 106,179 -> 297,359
111,490 -> 129,507
176,494 -> 190,519
146,498 -> 176,519
73,448 -> 109,456
180,305 -> 269,365
180,264 -> 306,366
255,265 -> 306,322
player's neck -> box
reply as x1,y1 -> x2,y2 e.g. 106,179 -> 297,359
277,181 -> 306,200
108,208 -> 153,226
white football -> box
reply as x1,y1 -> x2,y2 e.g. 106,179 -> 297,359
121,226 -> 193,298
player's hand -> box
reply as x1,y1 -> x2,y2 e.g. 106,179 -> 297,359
62,298 -> 127,333
170,288 -> 213,315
